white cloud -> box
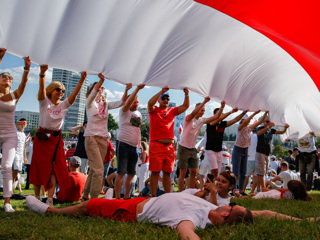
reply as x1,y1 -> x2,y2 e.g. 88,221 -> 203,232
0,66 -> 52,84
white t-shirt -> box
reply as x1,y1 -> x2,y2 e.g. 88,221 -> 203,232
253,190 -> 281,199
26,144 -> 33,165
16,130 -> 26,157
247,133 -> 257,161
298,134 -> 316,153
278,170 -> 296,188
269,160 -> 279,172
182,188 -> 231,206
179,117 -> 206,149
117,107 -> 142,147
85,88 -> 124,137
39,97 -> 71,130
138,193 -> 216,229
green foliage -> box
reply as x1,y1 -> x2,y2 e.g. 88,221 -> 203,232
272,145 -> 288,159
315,137 -> 320,149
62,132 -> 70,139
2,186 -> 320,239
108,113 -> 119,131
140,121 -> 150,141
30,127 -> 38,137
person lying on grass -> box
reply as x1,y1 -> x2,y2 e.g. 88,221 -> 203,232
234,180 -> 311,201
26,190 -> 318,240
182,171 -> 235,206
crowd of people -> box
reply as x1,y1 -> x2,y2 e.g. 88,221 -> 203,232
1,47 -> 320,239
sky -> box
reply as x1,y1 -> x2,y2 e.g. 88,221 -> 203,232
0,52 -> 235,120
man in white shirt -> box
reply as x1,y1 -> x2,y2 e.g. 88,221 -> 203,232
24,137 -> 34,190
270,161 -> 297,188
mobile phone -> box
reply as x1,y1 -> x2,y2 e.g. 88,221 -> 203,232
207,174 -> 214,183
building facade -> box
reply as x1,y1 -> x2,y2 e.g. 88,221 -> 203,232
52,69 -> 88,133
14,111 -> 40,133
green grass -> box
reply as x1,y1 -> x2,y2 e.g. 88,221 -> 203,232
1,186 -> 320,239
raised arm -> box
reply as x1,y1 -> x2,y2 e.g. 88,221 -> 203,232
148,87 -> 169,113
249,111 -> 268,130
176,221 -> 200,240
177,88 -> 190,115
226,110 -> 248,127
13,56 -> 31,102
38,65 -> 48,101
0,48 -> 6,64
70,125 -> 83,136
185,97 -> 210,122
67,71 -> 87,105
108,83 -> 132,110
238,110 -> 260,131
122,84 -> 145,112
205,101 -> 226,124
275,124 -> 290,135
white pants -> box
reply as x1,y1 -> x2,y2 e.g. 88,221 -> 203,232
138,163 -> 149,192
0,135 -> 18,198
199,150 -> 222,175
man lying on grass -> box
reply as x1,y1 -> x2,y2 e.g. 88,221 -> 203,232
26,192 -> 319,240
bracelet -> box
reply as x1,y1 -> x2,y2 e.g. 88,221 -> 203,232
24,67 -> 30,72
39,74 -> 45,78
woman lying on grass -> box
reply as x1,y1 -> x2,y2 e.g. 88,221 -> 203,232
234,180 -> 311,201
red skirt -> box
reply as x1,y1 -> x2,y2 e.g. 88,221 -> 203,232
30,130 -> 71,191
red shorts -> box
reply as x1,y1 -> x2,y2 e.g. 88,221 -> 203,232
149,141 -> 175,173
87,198 -> 148,222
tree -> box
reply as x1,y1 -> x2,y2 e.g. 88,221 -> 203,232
62,132 -> 70,139
108,113 -> 119,131
272,145 -> 287,159
30,126 -> 38,137
141,121 -> 150,141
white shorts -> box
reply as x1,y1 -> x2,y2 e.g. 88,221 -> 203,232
13,154 -> 23,171
199,150 -> 222,175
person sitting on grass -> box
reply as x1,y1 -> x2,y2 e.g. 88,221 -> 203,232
183,171 -> 236,206
235,180 -> 311,201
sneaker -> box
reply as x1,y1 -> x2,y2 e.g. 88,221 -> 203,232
4,203 -> 15,213
26,195 -> 49,215
105,188 -> 114,199
46,198 -> 54,207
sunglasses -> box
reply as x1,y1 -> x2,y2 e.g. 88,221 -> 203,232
224,202 -> 237,220
55,88 -> 66,93
1,74 -> 13,80
265,121 -> 270,123
161,96 -> 170,101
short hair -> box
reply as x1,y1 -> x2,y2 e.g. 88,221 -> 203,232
46,81 -> 65,98
224,207 -> 253,225
141,137 -> 148,143
280,161 -> 289,168
288,150 -> 293,154
71,143 -> 76,148
213,108 -> 220,114
18,118 -> 27,122
293,147 -> 299,152
288,180 -> 311,201
289,164 -> 295,171
219,171 -> 236,186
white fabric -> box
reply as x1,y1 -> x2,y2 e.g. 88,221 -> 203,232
247,133 -> 257,161
253,190 -> 281,199
269,161 -> 279,172
117,107 -> 142,147
278,170 -> 297,188
39,97 -> 71,130
26,144 -> 33,165
85,88 -> 124,137
179,117 -> 206,149
182,188 -> 231,206
138,192 -> 216,229
15,130 -> 26,157
297,134 -> 317,153
1,0 -> 320,140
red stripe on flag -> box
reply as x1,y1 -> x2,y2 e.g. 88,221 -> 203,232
195,0 -> 320,90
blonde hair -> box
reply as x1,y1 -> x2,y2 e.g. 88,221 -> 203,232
46,81 -> 65,98
141,141 -> 149,156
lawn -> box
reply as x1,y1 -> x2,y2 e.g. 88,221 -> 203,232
1,186 -> 320,240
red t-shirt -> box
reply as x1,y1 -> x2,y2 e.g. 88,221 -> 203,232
104,141 -> 115,163
149,106 -> 178,141
57,172 -> 87,202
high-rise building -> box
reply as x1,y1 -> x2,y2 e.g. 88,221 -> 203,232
14,111 -> 40,133
52,69 -> 88,133
138,107 -> 149,123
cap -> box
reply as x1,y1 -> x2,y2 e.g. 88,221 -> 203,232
270,155 -> 276,159
160,92 -> 169,98
70,156 -> 81,167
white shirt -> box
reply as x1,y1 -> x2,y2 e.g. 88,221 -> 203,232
182,188 -> 231,206
247,133 -> 257,161
117,107 -> 142,147
16,130 -> 26,157
179,117 -> 206,149
138,193 -> 216,229
26,144 -> 33,165
85,88 -> 124,137
298,134 -> 316,153
0,92 -> 17,137
269,160 -> 279,172
39,97 -> 71,130
279,170 -> 297,188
